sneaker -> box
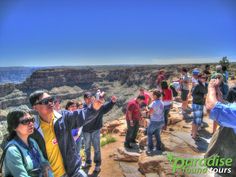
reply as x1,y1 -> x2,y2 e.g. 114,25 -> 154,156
82,162 -> 91,169
94,166 -> 101,173
124,142 -> 133,149
146,150 -> 153,156
131,140 -> 138,144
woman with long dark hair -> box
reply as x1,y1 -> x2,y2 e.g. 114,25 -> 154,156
0,109 -> 53,177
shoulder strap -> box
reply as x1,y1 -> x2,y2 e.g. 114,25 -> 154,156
0,144 -> 26,172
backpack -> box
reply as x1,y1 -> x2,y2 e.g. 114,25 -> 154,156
0,143 -> 44,177
170,85 -> 178,97
0,144 -> 26,177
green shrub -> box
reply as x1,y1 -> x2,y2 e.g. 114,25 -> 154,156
100,134 -> 116,147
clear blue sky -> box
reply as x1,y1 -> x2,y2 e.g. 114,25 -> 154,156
0,0 -> 235,66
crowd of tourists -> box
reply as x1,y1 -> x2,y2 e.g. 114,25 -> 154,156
0,90 -> 117,177
124,64 -> 235,155
0,63 -> 235,177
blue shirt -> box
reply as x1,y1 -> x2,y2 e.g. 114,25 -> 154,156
3,137 -> 53,177
149,99 -> 164,122
15,137 -> 41,169
210,102 -> 236,134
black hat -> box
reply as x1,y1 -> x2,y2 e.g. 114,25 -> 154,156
84,92 -> 92,99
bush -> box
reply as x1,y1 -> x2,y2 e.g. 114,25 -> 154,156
100,134 -> 116,147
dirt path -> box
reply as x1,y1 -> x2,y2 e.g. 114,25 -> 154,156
86,135 -> 124,177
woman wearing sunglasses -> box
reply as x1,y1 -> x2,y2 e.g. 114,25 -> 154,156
1,109 -> 54,177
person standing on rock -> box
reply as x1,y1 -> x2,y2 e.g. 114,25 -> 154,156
161,81 -> 173,130
191,68 -> 200,87
124,95 -> 145,149
146,90 -> 165,154
28,90 -> 103,177
179,67 -> 191,117
191,73 -> 208,141
156,70 -> 165,90
139,87 -> 152,107
82,92 -> 117,174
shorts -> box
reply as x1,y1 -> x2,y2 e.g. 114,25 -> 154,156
181,89 -> 189,101
192,104 -> 204,126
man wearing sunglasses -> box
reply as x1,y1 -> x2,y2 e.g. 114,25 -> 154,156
29,90 -> 102,177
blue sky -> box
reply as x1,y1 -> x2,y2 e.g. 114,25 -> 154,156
0,0 -> 235,66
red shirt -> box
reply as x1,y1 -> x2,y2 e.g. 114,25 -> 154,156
142,92 -> 151,105
162,88 -> 172,101
126,99 -> 141,121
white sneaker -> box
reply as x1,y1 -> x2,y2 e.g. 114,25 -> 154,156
82,162 -> 91,169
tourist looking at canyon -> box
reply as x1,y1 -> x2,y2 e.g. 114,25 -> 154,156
82,92 -> 117,174
124,95 -> 145,149
191,73 -> 208,141
28,90 -> 103,177
139,87 -> 152,107
203,64 -> 212,80
179,67 -> 191,117
160,80 -> 173,130
146,90 -> 165,155
156,70 -> 165,90
65,100 -> 84,155
1,109 -> 53,177
53,97 -> 61,112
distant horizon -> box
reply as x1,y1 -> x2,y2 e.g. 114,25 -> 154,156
1,60 -> 236,68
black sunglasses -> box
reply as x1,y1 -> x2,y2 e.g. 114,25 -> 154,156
34,96 -> 55,105
19,117 -> 35,125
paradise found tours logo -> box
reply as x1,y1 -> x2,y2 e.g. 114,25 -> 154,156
167,153 -> 233,175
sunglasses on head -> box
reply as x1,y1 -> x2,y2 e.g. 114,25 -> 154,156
19,117 -> 35,125
34,96 -> 55,105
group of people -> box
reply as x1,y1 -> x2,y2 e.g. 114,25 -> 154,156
124,84 -> 173,154
1,90 -> 117,177
0,63 -> 235,177
124,64 -> 234,156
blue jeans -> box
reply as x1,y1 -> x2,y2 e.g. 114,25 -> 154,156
83,130 -> 101,166
75,135 -> 84,153
147,121 -> 164,151
164,105 -> 171,126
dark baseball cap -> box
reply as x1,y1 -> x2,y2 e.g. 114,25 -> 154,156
84,92 -> 92,99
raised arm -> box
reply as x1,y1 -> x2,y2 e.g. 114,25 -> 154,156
101,96 -> 117,114
63,100 -> 103,130
206,79 -> 222,110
